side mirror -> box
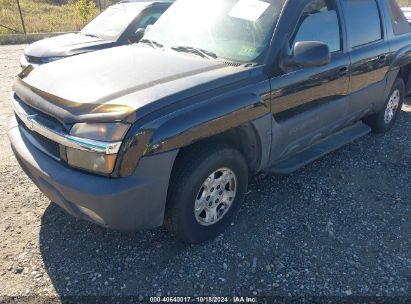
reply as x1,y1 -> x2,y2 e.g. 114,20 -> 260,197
128,28 -> 145,44
284,41 -> 331,68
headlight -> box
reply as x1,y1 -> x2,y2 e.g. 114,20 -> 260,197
64,123 -> 130,174
70,123 -> 130,142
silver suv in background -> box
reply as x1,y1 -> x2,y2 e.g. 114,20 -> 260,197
20,0 -> 173,68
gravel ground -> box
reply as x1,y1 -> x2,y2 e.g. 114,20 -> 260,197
0,45 -> 410,300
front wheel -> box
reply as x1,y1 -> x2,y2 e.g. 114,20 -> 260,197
165,143 -> 248,244
365,77 -> 405,133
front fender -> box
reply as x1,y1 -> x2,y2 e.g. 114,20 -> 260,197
114,82 -> 271,177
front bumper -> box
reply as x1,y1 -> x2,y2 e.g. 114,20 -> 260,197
8,116 -> 178,231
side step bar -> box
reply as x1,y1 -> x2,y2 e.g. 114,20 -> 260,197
265,122 -> 371,175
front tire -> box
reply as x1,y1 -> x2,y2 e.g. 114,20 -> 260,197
365,77 -> 404,133
165,143 -> 248,244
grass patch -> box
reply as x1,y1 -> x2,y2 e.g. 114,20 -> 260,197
399,0 -> 411,6
0,0 -> 114,35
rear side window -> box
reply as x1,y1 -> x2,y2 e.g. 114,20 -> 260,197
291,0 -> 341,53
343,0 -> 382,48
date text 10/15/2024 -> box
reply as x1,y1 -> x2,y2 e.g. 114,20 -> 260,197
149,296 -> 258,303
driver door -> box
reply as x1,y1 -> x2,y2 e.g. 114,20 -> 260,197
269,0 -> 351,163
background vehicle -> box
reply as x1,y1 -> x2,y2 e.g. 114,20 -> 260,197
401,7 -> 411,23
9,0 -> 411,243
20,0 -> 173,68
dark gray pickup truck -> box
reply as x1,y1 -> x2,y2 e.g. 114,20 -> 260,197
8,0 -> 411,243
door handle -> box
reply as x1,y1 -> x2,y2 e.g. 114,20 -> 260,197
378,55 -> 387,63
338,66 -> 348,77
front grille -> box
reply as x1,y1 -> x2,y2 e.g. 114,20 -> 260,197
12,91 -> 121,157
18,116 -> 61,160
14,94 -> 64,131
13,94 -> 64,160
25,55 -> 45,64
29,127 -> 60,157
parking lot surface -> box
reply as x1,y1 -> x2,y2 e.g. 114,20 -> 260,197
0,44 -> 410,299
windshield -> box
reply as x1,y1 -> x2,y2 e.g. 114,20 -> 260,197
144,0 -> 285,62
81,4 -> 143,41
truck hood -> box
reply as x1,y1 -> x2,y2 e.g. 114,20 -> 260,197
24,33 -> 114,58
15,45 -> 247,124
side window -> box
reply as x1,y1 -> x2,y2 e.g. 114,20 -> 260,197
292,0 -> 341,53
137,11 -> 163,29
343,0 -> 382,47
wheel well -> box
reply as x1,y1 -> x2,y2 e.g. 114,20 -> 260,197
173,124 -> 261,175
399,64 -> 411,95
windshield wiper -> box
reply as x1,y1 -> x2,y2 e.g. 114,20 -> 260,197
140,39 -> 164,49
171,45 -> 218,60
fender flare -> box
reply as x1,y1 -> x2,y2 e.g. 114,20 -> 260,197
114,93 -> 271,177
387,45 -> 411,96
